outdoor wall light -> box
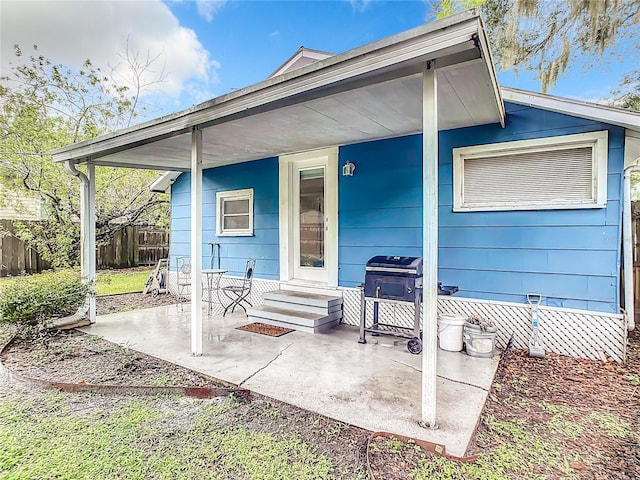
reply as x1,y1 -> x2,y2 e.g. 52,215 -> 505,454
342,160 -> 356,177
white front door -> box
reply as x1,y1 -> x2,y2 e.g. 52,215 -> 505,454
279,148 -> 338,286
293,160 -> 327,282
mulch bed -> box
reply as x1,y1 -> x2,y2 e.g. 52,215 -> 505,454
465,328 -> 640,479
236,322 -> 294,337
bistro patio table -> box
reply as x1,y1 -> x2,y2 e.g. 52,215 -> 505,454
202,268 -> 227,314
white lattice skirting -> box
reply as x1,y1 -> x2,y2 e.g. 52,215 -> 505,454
163,276 -> 628,362
339,287 -> 627,363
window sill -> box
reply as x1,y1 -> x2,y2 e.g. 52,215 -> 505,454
216,231 -> 254,237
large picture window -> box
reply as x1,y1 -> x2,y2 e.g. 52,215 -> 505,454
216,188 -> 254,236
452,131 -> 608,211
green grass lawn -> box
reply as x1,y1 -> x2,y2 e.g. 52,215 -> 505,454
0,269 -> 151,296
0,392 -> 345,480
96,269 -> 152,296
0,277 -> 18,293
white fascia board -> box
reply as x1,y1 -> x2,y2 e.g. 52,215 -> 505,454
150,171 -> 181,193
51,10 -> 486,165
502,87 -> 640,132
476,16 -> 505,127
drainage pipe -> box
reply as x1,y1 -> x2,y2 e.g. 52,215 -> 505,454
63,161 -> 89,279
63,160 -> 96,322
623,166 -> 639,331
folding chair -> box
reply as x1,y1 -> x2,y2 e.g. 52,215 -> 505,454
175,256 -> 191,311
221,258 -> 256,316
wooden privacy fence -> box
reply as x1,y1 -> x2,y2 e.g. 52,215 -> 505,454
137,228 -> 170,266
0,219 -> 50,276
98,226 -> 169,269
0,221 -> 169,276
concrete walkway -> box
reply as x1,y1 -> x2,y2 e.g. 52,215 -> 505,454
82,304 -> 499,457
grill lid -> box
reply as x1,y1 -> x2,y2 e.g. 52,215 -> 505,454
365,256 -> 423,275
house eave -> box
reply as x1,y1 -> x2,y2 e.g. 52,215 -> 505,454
51,10 -> 503,170
150,171 -> 181,193
502,87 -> 640,133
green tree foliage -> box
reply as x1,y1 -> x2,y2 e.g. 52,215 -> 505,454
613,69 -> 640,111
0,45 -> 169,267
436,0 -> 640,93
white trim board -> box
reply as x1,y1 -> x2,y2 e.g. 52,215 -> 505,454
502,87 -> 640,133
279,147 -> 339,287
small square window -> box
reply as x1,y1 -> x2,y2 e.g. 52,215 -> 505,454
453,131 -> 608,212
216,188 -> 254,236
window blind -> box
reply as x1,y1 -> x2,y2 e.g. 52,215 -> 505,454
463,146 -> 593,206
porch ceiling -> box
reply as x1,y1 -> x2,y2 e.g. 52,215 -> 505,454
51,11 -> 504,171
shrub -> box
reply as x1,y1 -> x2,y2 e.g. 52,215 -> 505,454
0,270 -> 88,326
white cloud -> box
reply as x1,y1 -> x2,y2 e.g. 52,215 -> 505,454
349,0 -> 371,13
269,30 -> 280,39
0,0 -> 217,100
195,0 -> 227,22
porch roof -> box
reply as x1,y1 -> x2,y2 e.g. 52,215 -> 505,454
51,10 -> 504,172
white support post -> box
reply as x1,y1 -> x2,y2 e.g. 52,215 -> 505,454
421,60 -> 438,428
190,128 -> 203,356
87,163 -> 97,323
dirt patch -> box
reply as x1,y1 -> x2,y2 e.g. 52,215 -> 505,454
96,292 -> 175,315
1,331 -> 222,388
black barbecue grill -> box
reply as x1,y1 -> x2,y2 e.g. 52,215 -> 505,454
358,255 -> 458,354
364,255 -> 423,302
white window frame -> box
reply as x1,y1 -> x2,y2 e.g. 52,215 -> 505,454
216,188 -> 254,236
452,131 -> 608,212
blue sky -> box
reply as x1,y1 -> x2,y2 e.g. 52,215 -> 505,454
1,0 -> 636,122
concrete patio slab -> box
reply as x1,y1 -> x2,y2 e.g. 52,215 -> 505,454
81,304 -> 499,457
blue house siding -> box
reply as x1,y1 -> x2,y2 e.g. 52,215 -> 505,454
169,157 -> 280,280
438,102 -> 624,313
338,135 -> 423,287
169,102 -> 624,314
338,103 -> 624,313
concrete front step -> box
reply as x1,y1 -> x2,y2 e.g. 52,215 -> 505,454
247,305 -> 341,334
262,290 -> 342,309
263,299 -> 342,315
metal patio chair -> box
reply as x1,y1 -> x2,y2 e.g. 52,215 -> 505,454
175,256 -> 192,311
220,258 -> 256,316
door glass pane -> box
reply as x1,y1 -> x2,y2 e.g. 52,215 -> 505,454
299,167 -> 324,268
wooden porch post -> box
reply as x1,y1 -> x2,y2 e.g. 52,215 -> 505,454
191,128 -> 203,356
87,163 -> 97,323
421,60 -> 438,428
